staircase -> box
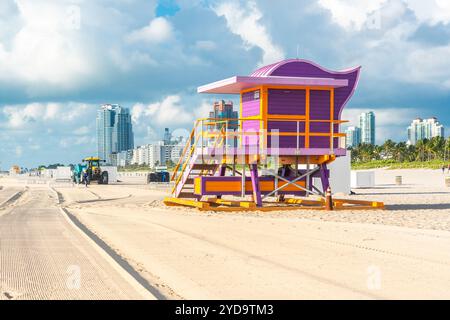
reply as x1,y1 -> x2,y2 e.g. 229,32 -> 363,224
171,119 -> 226,199
175,152 -> 219,198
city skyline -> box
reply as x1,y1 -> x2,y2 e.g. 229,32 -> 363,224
344,111 -> 376,148
2,1 -> 450,168
344,112 -> 448,148
115,99 -> 240,168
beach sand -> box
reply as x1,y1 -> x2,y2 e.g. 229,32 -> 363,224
2,168 -> 450,299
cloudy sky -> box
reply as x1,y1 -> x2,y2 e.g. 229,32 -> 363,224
1,0 -> 450,168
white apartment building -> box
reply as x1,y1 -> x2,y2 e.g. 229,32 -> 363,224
148,143 -> 163,168
130,142 -> 165,167
407,117 -> 445,145
170,145 -> 184,164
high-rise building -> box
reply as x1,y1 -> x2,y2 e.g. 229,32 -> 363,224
345,126 -> 361,148
209,100 -> 238,129
407,117 -> 444,145
96,104 -> 134,164
407,118 -> 423,145
358,111 -> 375,145
113,107 -> 134,154
163,128 -> 172,145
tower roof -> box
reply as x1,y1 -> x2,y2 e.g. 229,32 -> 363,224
197,59 -> 361,119
197,59 -> 360,94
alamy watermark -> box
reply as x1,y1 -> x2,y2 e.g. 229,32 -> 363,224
63,5 -> 81,30
367,265 -> 382,290
66,265 -> 81,290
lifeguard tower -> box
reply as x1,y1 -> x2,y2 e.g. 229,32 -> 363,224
164,59 -> 384,211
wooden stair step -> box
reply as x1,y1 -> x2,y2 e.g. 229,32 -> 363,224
191,164 -> 218,170
178,192 -> 198,198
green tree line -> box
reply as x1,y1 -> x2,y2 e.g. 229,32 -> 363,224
350,136 -> 450,165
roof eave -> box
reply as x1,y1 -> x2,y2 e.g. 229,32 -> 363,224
197,76 -> 348,94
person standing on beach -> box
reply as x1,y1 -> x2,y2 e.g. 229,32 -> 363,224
443,165 -> 446,174
83,170 -> 89,187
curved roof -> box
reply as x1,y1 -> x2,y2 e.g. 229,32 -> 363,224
250,59 -> 359,77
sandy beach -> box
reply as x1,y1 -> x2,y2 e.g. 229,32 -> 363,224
2,168 -> 450,299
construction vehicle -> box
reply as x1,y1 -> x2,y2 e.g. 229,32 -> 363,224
73,157 -> 109,184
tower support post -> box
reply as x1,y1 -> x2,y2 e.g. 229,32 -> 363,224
250,164 -> 262,207
319,163 -> 330,193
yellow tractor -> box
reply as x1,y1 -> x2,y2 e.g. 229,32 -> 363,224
76,157 -> 109,185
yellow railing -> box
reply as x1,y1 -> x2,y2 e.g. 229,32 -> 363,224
171,120 -> 199,182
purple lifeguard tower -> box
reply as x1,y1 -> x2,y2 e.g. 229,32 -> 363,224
165,59 -> 369,210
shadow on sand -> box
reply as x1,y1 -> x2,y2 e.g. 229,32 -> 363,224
387,203 -> 450,211
356,191 -> 450,196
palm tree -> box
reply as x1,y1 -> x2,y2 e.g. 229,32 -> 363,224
382,139 -> 396,159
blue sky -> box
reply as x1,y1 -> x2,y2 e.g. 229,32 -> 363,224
1,0 -> 450,168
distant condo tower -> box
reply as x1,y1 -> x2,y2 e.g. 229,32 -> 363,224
359,111 -> 375,145
345,126 -> 361,148
407,117 -> 444,145
96,104 -> 134,164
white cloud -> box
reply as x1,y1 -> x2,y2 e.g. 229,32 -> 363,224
194,100 -> 212,119
59,135 -> 92,148
320,0 -> 450,30
73,126 -> 90,135
407,0 -> 450,25
131,95 -> 193,126
1,102 -> 95,129
30,144 -> 40,150
318,0 -> 450,88
318,0 -> 388,31
213,0 -> 284,66
0,0 -> 96,92
195,40 -> 217,51
126,17 -> 173,44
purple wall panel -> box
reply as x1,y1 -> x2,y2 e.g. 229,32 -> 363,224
309,90 -> 330,120
268,136 -> 305,148
242,120 -> 260,131
268,121 -> 305,148
268,121 -> 305,132
242,100 -> 260,117
241,90 -> 260,117
242,120 -> 260,145
309,136 -> 331,149
268,89 -> 305,115
309,122 -> 329,133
